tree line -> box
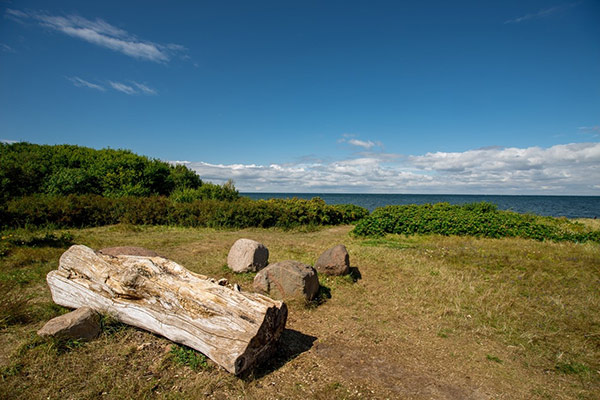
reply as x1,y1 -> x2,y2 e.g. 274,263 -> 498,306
0,142 -> 238,202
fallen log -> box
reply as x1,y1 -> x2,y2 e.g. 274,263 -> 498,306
46,245 -> 287,375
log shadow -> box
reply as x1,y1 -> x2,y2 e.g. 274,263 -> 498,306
243,328 -> 317,379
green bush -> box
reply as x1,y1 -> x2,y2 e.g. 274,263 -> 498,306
170,179 -> 239,203
2,195 -> 368,230
0,143 -> 223,201
352,202 -> 600,243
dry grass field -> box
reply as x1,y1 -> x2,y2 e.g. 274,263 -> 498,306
1,224 -> 599,399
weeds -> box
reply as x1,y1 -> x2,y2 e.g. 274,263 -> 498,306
555,361 -> 590,375
100,314 -> 128,336
0,280 -> 32,328
170,344 -> 211,371
486,354 -> 503,363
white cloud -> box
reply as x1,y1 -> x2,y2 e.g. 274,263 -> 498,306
67,76 -> 105,91
6,9 -> 186,63
108,81 -> 156,95
109,81 -> 136,95
579,126 -> 600,137
1,139 -> 19,144
133,82 -> 157,95
175,142 -> 600,195
339,135 -> 382,149
504,3 -> 578,24
5,9 -> 27,19
348,139 -> 377,149
0,43 -> 15,53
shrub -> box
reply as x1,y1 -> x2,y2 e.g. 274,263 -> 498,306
0,142 -> 215,200
1,195 -> 368,230
352,202 -> 600,243
170,180 -> 239,203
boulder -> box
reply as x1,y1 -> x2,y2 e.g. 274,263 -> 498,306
227,239 -> 269,273
99,246 -> 161,258
37,306 -> 101,340
253,260 -> 319,301
314,244 -> 350,276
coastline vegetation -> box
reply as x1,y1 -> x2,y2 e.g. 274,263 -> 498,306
352,202 -> 600,243
0,143 -> 368,230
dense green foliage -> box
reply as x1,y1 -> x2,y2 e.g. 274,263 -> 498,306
0,142 -> 237,201
0,195 -> 368,229
352,202 -> 600,243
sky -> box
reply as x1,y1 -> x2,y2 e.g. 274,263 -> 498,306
1,0 -> 599,194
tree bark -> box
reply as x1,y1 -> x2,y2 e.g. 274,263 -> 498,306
46,245 -> 287,375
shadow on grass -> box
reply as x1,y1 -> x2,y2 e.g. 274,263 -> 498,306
244,328 -> 317,380
11,232 -> 74,248
304,284 -> 332,309
349,266 -> 362,282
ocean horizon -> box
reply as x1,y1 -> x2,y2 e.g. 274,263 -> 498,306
242,193 -> 600,219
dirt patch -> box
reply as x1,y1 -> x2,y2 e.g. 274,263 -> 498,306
314,339 -> 487,400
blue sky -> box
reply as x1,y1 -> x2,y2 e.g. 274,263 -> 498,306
1,0 -> 599,194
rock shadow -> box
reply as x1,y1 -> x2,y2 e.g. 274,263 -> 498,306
243,328 -> 317,379
349,266 -> 362,282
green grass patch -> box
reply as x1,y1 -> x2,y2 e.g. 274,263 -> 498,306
358,238 -> 416,250
555,361 -> 590,375
170,344 -> 211,371
486,354 -> 503,363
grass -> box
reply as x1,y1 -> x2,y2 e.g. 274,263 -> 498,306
170,345 -> 211,371
0,223 -> 599,399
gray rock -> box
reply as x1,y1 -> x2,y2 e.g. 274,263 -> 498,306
227,239 -> 269,273
253,260 -> 319,301
37,306 -> 101,341
314,244 -> 350,276
98,246 -> 161,258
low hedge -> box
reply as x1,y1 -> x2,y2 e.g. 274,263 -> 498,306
0,195 -> 368,229
352,202 -> 600,243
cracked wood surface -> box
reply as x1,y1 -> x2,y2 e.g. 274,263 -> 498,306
46,245 -> 287,374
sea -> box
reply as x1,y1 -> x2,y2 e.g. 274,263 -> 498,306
241,193 -> 600,219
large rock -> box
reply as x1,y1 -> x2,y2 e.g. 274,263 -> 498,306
253,260 -> 319,301
99,246 -> 161,257
314,244 -> 350,276
227,239 -> 269,273
37,306 -> 101,340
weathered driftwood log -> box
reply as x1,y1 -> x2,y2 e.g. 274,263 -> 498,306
46,245 -> 287,374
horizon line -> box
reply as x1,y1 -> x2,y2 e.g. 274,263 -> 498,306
240,192 -> 600,197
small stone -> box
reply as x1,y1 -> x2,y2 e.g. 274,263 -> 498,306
218,278 -> 228,286
227,239 -> 269,273
37,306 -> 101,340
253,260 -> 319,301
233,284 -> 241,292
314,244 -> 350,276
98,246 -> 161,258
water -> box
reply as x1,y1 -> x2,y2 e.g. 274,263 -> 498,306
241,193 -> 600,219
